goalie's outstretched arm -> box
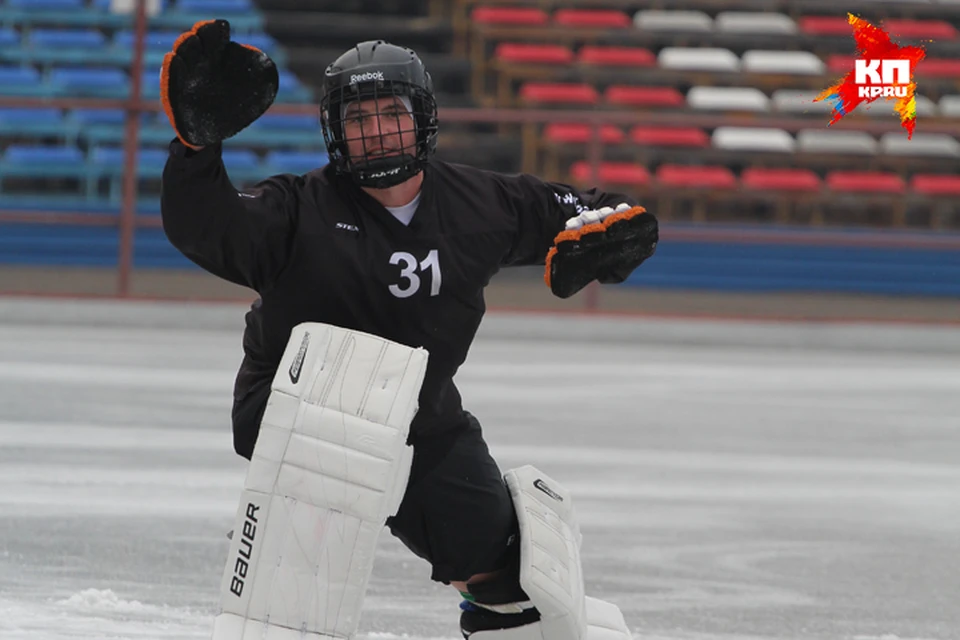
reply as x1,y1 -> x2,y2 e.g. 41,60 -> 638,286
159,19 -> 299,292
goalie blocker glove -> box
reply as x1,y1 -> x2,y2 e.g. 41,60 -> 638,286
545,203 -> 658,299
161,19 -> 278,149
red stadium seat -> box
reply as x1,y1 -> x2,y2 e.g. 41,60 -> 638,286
471,7 -> 549,25
741,168 -> 822,192
910,174 -> 960,195
916,58 -> 960,78
577,45 -> 655,67
827,171 -> 905,193
519,82 -> 599,105
571,161 -> 649,185
882,20 -> 958,41
553,9 -> 631,29
656,165 -> 737,189
629,126 -> 709,147
804,17 -> 959,40
543,123 -> 624,144
494,43 -> 574,65
604,85 -> 685,108
799,16 -> 853,36
827,55 -> 856,74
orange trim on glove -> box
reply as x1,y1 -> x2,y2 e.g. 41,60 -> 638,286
161,20 -> 216,150
544,245 -> 558,288
543,205 -> 647,289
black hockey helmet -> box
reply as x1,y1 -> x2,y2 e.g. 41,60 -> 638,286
320,40 -> 438,189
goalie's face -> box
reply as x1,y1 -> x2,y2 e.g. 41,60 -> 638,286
342,96 -> 418,164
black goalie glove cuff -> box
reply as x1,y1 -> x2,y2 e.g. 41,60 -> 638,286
545,203 -> 658,299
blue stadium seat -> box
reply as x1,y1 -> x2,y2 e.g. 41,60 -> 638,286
66,108 -> 131,144
276,71 -> 313,102
7,0 -> 84,10
113,30 -> 180,51
0,66 -> 48,96
88,146 -> 169,201
89,146 -> 168,174
236,113 -> 323,147
176,0 -> 252,14
222,148 -> 263,180
238,33 -> 276,52
0,107 -> 70,137
50,67 -> 128,97
68,108 -> 127,125
267,150 -> 328,175
0,28 -> 19,48
29,29 -> 107,49
0,145 -> 86,181
78,115 -> 173,147
92,0 -> 170,11
221,149 -> 260,169
140,68 -> 161,98
0,0 -> 134,28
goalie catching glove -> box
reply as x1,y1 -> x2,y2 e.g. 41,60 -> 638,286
161,19 -> 278,149
545,203 -> 658,299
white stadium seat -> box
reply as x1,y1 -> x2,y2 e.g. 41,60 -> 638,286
634,10 -> 712,32
771,89 -> 834,114
939,95 -> 960,117
714,12 -> 797,35
712,127 -> 796,153
797,130 -> 879,155
658,47 -> 740,72
741,50 -> 825,75
686,86 -> 770,112
879,132 -> 960,157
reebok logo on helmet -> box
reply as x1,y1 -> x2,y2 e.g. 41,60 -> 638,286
350,71 -> 384,84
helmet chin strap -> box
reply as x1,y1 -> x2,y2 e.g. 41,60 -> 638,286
351,153 -> 421,189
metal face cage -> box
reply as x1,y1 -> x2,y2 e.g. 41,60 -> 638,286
320,78 -> 438,189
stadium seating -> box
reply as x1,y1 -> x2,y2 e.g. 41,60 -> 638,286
460,0 -> 960,230
740,167 -> 821,192
569,160 -> 648,185
0,0 -> 317,214
603,86 -> 685,108
3,0 -> 960,281
715,12 -> 798,35
712,127 -> 796,153
633,10 -> 712,32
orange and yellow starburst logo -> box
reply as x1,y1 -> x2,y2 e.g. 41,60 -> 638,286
815,14 -> 926,138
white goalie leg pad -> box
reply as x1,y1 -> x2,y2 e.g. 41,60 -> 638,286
212,322 -> 428,640
491,466 -> 631,640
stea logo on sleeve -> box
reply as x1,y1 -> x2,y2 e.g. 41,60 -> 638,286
815,14 -> 927,138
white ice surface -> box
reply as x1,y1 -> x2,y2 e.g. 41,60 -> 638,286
0,298 -> 958,640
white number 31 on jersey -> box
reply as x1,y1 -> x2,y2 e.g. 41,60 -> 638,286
388,249 -> 441,299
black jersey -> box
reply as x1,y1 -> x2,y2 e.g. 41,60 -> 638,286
161,140 -> 637,455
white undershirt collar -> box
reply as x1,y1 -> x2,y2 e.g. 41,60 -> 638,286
383,191 -> 422,226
